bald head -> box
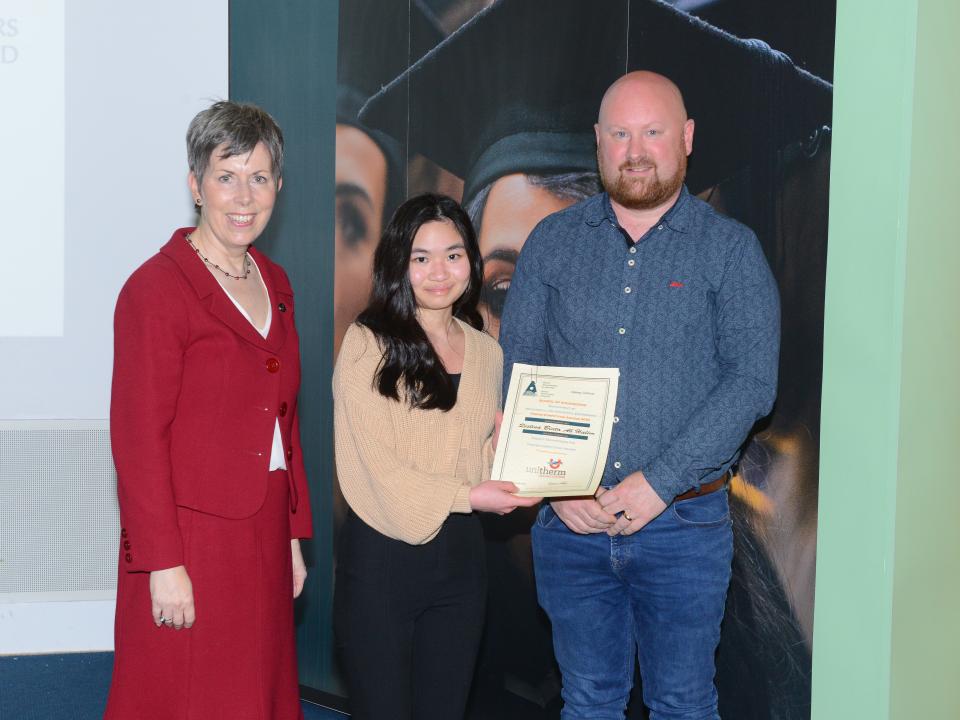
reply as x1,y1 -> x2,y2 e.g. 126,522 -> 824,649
598,71 -> 688,126
594,71 -> 695,212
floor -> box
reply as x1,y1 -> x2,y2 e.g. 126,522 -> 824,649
0,653 -> 346,720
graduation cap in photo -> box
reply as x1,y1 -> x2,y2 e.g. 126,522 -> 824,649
337,0 -> 445,195
358,0 -> 833,205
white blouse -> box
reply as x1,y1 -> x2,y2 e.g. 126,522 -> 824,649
219,255 -> 287,471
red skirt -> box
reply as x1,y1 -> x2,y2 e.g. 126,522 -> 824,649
104,470 -> 303,720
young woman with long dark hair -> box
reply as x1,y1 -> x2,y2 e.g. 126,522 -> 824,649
333,193 -> 539,719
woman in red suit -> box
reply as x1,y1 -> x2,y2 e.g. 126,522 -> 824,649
104,101 -> 313,720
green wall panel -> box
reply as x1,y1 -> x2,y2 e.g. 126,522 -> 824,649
814,0 -> 960,717
812,0 -> 916,711
889,0 -> 960,716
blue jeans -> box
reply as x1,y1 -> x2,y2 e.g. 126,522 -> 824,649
532,489 -> 733,720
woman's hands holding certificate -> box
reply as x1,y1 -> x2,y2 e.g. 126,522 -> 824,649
470,481 -> 542,515
478,412 -> 541,514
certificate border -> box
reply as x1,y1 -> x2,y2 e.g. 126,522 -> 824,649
493,364 -> 620,497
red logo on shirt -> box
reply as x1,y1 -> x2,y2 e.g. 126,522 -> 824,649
669,281 -> 684,288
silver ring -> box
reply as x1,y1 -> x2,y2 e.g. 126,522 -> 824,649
623,511 -> 634,522
162,617 -> 174,625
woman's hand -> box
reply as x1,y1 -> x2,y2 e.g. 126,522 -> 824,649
469,480 -> 542,515
291,539 -> 307,599
149,565 -> 195,630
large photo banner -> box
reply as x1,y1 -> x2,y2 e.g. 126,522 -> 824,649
333,0 -> 834,717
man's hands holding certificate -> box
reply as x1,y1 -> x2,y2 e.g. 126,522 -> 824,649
552,470 -> 667,536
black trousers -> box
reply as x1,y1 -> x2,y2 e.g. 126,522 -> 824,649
334,510 -> 487,720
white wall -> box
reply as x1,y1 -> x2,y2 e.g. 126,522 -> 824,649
0,0 -> 228,655
0,0 -> 229,420
0,601 -> 118,655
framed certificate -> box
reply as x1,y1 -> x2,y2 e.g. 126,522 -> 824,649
491,364 -> 619,497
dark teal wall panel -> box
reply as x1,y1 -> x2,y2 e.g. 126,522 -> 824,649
229,0 -> 339,694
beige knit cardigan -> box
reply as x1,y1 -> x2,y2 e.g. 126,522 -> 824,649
333,320 -> 502,544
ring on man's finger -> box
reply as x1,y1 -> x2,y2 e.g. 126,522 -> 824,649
163,618 -> 174,625
623,511 -> 634,522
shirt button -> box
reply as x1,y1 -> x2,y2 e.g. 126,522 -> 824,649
657,224 -> 663,230
613,461 -> 622,469
286,447 -> 294,461
266,358 -> 281,373
121,528 -> 128,538
629,246 -> 637,254
624,287 -> 632,294
279,401 -> 288,417
278,302 -> 287,313
627,259 -> 635,267
124,553 -> 133,563
123,540 -> 131,550
613,416 -> 619,423
617,327 -> 626,335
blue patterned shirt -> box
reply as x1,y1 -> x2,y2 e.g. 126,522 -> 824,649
499,187 -> 780,502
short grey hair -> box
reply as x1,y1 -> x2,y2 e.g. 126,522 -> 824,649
186,101 -> 284,187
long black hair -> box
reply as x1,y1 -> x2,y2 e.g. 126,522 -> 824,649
357,193 -> 484,411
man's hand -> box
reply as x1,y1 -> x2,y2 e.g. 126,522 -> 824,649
597,471 -> 667,535
150,565 -> 195,630
551,487 -> 617,534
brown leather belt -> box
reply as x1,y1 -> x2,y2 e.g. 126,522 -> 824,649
673,474 -> 728,503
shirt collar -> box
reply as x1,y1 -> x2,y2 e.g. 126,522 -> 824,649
585,185 -> 693,235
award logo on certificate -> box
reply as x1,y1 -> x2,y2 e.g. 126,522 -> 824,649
491,364 -> 619,497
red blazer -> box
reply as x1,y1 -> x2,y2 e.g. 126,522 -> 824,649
111,228 -> 313,573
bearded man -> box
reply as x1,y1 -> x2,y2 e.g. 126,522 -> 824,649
498,70 -> 782,720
